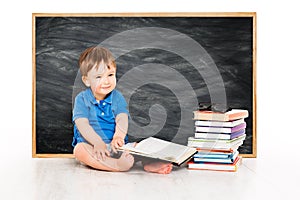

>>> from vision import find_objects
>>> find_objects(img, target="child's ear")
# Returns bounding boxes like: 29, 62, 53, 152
82, 76, 90, 87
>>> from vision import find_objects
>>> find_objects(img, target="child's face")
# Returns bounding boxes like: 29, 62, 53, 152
83, 61, 116, 100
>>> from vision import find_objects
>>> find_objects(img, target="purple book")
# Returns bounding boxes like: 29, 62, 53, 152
229, 129, 246, 139
195, 122, 247, 133
194, 129, 246, 140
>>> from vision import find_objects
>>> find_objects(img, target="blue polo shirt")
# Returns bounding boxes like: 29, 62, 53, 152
72, 88, 129, 146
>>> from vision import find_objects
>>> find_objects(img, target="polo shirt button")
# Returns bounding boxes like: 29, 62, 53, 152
101, 112, 105, 116
103, 102, 106, 106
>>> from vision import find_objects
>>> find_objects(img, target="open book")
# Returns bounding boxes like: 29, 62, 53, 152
119, 137, 197, 166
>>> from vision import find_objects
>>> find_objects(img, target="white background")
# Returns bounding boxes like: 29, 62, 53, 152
0, 0, 299, 197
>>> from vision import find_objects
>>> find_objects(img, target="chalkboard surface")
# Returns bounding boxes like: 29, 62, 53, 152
33, 14, 256, 156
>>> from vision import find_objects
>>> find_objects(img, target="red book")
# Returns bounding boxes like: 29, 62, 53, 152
193, 109, 249, 121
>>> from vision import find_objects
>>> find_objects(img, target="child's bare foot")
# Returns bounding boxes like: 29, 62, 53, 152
143, 162, 173, 174
116, 152, 134, 171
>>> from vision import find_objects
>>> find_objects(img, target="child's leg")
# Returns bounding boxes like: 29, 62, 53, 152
73, 143, 134, 172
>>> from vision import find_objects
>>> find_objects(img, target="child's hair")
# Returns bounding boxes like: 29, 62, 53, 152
78, 46, 116, 76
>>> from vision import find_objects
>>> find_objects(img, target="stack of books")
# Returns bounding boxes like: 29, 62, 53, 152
187, 109, 248, 172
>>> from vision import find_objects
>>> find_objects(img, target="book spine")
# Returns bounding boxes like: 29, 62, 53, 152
231, 122, 246, 132
230, 129, 245, 139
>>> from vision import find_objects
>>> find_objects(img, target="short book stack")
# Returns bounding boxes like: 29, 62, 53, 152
187, 109, 249, 172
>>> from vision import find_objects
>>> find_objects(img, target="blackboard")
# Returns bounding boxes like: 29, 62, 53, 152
32, 13, 256, 157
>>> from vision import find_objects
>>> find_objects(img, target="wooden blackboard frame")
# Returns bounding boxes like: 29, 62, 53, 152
32, 12, 256, 158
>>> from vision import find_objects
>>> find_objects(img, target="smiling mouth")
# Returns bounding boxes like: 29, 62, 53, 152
101, 86, 111, 90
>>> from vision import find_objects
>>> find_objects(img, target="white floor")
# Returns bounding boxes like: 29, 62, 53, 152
2, 2, 300, 198
1, 155, 299, 200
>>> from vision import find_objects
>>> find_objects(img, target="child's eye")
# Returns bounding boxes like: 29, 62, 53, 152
109, 74, 115, 77
96, 76, 102, 79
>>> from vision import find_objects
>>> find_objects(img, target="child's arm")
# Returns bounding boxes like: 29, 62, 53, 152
111, 113, 128, 152
75, 118, 110, 160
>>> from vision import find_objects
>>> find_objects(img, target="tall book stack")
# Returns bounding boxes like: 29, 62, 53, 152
187, 109, 249, 172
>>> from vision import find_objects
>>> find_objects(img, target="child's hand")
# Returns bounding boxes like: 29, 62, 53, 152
93, 142, 110, 161
111, 136, 125, 153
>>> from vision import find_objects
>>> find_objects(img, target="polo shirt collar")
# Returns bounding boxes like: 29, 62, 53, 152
103, 91, 113, 104
87, 88, 113, 105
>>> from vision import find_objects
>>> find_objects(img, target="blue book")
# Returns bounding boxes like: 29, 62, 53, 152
193, 151, 239, 164
194, 151, 234, 159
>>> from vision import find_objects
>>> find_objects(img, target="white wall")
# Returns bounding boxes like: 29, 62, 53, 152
1, 0, 299, 162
